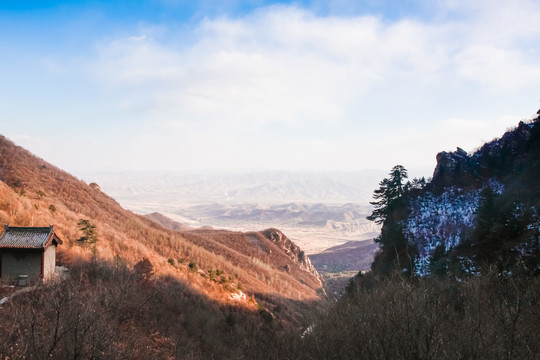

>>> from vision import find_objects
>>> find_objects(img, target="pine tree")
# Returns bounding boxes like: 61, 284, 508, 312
368, 165, 417, 274
367, 165, 409, 224
77, 219, 99, 255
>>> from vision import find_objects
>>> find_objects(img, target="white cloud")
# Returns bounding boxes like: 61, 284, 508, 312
85, 1, 540, 171
455, 45, 540, 91
128, 35, 147, 42
94, 8, 441, 126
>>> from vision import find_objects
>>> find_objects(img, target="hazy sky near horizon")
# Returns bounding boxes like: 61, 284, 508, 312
1, 0, 539, 177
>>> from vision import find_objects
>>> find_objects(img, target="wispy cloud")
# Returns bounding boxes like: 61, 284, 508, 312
93, 1, 540, 126
7, 0, 540, 173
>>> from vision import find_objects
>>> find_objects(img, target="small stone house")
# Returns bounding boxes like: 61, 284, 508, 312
0, 225, 63, 283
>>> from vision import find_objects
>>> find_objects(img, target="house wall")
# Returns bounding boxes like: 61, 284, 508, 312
0, 249, 42, 282
43, 245, 56, 279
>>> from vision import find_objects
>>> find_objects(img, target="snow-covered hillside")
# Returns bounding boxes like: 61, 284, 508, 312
405, 181, 504, 275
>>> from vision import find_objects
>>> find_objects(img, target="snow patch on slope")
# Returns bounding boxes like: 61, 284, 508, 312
404, 181, 504, 275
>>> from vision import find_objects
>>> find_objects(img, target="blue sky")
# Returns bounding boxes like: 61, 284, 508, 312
1, 0, 539, 177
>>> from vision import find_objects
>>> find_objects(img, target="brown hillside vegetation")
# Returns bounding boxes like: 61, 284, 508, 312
1, 260, 295, 359
0, 134, 325, 315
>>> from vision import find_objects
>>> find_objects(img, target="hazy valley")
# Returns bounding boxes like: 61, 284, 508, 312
83, 171, 384, 290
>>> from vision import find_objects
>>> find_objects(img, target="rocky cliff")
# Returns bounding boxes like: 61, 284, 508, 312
431, 120, 536, 190
261, 228, 323, 286
383, 112, 540, 275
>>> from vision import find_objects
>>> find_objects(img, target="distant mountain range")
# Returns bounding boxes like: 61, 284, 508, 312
165, 202, 378, 229
83, 169, 384, 265
82, 170, 387, 209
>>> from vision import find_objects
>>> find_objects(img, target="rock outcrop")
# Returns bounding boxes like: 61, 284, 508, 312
431, 118, 537, 191
261, 228, 323, 285
432, 147, 470, 189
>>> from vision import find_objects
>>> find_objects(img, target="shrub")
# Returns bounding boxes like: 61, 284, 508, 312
188, 262, 198, 272
134, 258, 154, 280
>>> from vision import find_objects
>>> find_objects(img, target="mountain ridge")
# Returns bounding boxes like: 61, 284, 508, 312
371, 113, 540, 275
83, 169, 387, 206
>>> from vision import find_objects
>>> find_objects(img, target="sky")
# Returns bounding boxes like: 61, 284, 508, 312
1, 0, 539, 178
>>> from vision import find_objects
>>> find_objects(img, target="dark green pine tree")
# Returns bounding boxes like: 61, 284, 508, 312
77, 219, 99, 255
368, 165, 416, 274
367, 165, 408, 224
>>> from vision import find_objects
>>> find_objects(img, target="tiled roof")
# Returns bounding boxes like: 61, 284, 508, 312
0, 226, 62, 249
